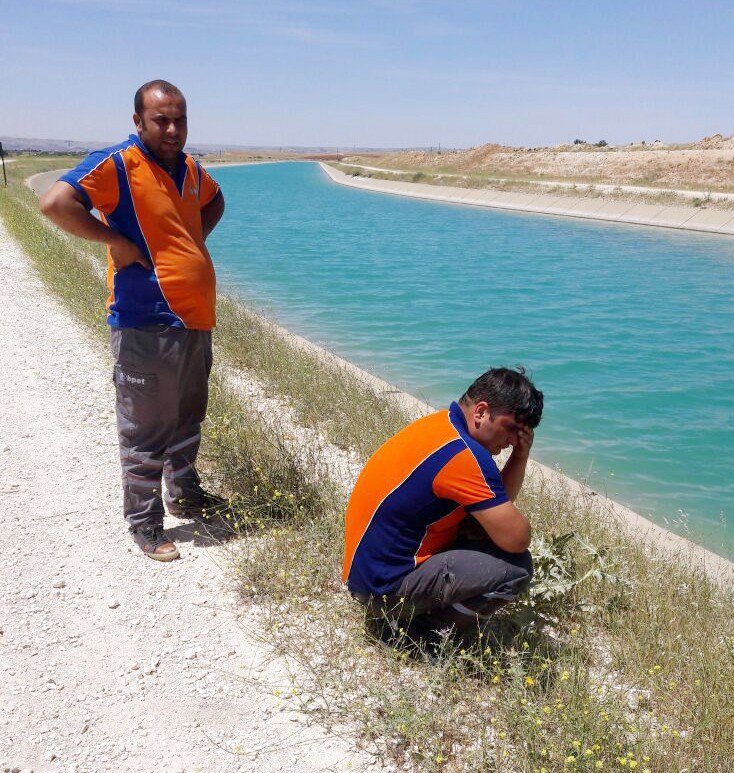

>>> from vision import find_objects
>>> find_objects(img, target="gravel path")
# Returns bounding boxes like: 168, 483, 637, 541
0, 219, 368, 773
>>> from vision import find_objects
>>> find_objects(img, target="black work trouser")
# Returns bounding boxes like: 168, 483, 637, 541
354, 538, 533, 633
110, 325, 213, 530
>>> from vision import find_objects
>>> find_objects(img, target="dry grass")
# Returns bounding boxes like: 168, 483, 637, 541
333, 164, 734, 212
348, 142, 734, 192
215, 295, 414, 459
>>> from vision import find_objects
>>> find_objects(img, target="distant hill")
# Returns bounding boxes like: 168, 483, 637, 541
347, 133, 734, 192
0, 136, 414, 156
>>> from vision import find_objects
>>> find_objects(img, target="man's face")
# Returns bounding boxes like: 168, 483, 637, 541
467, 401, 525, 455
134, 89, 188, 167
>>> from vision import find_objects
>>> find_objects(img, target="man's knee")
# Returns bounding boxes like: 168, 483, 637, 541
517, 549, 534, 581
503, 549, 534, 594
508, 550, 535, 590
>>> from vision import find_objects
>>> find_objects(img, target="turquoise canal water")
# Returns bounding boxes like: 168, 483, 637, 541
208, 162, 734, 558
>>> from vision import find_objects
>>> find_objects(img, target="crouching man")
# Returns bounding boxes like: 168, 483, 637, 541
342, 367, 543, 639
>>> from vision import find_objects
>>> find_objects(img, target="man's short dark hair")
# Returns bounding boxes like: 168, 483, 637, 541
459, 367, 543, 428
134, 80, 185, 115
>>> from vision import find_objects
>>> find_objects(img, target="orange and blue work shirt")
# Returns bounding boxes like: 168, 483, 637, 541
343, 401, 509, 597
60, 134, 221, 330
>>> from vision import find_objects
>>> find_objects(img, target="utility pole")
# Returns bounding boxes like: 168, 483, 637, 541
0, 142, 6, 186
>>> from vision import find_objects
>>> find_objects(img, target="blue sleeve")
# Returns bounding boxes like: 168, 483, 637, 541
465, 451, 509, 512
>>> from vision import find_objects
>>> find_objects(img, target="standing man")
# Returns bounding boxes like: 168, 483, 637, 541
40, 80, 225, 562
343, 367, 543, 640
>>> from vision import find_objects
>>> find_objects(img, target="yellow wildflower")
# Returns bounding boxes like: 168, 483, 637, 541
561, 670, 570, 681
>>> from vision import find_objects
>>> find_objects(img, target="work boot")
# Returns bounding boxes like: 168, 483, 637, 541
131, 526, 180, 562
167, 488, 229, 522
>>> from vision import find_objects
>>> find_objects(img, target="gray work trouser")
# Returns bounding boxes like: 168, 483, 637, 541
354, 539, 534, 633
110, 325, 213, 530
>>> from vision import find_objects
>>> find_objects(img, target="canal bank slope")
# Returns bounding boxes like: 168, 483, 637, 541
28, 166, 734, 586
321, 162, 734, 236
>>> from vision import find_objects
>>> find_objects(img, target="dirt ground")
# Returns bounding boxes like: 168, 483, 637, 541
358, 134, 734, 191
0, 218, 371, 773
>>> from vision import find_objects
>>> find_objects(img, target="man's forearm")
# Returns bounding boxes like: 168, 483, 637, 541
501, 450, 529, 501
201, 191, 225, 240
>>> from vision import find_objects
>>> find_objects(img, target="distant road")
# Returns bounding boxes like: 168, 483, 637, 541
26, 169, 69, 197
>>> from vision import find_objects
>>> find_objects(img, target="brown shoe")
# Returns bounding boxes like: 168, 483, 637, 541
131, 526, 180, 562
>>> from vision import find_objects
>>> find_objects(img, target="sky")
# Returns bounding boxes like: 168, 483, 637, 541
4, 0, 734, 148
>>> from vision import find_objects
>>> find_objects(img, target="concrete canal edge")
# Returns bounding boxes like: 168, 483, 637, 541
320, 161, 734, 237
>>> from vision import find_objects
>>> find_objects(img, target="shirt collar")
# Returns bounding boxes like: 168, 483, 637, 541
449, 401, 468, 432
128, 132, 152, 158
128, 133, 188, 189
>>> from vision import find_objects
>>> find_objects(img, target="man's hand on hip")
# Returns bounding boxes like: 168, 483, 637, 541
109, 234, 151, 271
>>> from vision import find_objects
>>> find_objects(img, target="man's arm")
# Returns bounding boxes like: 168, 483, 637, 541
472, 501, 531, 553
500, 426, 533, 501
40, 182, 149, 270
201, 190, 224, 240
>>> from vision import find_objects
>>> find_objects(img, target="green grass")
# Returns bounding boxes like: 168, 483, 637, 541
215, 296, 415, 460
3, 155, 734, 771
0, 156, 109, 339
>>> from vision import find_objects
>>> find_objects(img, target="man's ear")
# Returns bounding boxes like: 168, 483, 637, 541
473, 400, 490, 424
133, 113, 143, 132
